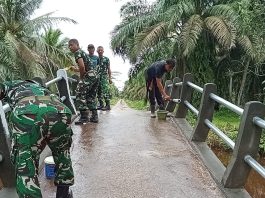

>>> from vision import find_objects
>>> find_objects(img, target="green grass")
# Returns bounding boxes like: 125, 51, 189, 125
110, 97, 120, 106
211, 109, 241, 150
206, 109, 265, 155
186, 107, 241, 151
124, 99, 147, 110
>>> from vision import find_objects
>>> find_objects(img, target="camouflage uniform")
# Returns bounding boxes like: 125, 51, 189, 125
74, 49, 99, 111
1, 80, 74, 198
89, 54, 99, 70
97, 56, 111, 106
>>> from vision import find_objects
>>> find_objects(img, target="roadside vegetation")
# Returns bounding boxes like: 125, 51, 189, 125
113, 0, 265, 155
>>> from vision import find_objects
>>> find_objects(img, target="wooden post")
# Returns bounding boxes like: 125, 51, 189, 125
176, 73, 193, 118
222, 101, 265, 188
191, 83, 217, 141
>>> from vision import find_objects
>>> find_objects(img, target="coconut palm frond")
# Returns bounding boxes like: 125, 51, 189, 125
111, 13, 159, 49
163, 4, 182, 30
205, 4, 238, 24
120, 0, 151, 20
179, 0, 196, 16
132, 22, 168, 59
237, 35, 255, 59
15, 0, 43, 20
205, 16, 236, 50
5, 31, 37, 63
180, 14, 203, 57
26, 13, 77, 32
172, 39, 181, 57
5, 31, 45, 78
156, 0, 194, 12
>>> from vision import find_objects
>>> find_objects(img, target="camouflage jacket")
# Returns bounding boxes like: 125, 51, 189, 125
0, 80, 57, 109
98, 56, 110, 76
89, 54, 100, 74
74, 49, 93, 72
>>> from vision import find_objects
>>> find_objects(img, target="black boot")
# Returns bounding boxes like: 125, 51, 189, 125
90, 110, 99, 123
101, 100, 111, 111
150, 105, 156, 118
56, 186, 73, 198
97, 100, 104, 110
75, 110, 89, 125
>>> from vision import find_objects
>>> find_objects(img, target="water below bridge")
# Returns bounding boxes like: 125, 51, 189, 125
38, 100, 224, 198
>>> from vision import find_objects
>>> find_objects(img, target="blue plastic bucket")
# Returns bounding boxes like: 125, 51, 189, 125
44, 156, 55, 179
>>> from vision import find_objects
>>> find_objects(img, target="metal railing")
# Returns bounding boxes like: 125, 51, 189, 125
165, 73, 265, 190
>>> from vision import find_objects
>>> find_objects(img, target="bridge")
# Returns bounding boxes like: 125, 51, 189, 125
0, 70, 264, 197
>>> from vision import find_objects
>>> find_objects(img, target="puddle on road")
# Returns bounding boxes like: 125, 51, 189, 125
138, 150, 162, 158
138, 149, 189, 159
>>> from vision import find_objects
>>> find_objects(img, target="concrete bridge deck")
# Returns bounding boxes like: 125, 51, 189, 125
0, 100, 226, 198
39, 100, 224, 198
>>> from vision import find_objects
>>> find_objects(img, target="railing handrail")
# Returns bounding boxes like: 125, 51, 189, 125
204, 119, 235, 149
166, 73, 265, 190
253, 116, 265, 129
45, 76, 63, 87
184, 100, 199, 116
167, 82, 183, 88
210, 93, 244, 115
187, 81, 203, 93
244, 155, 265, 178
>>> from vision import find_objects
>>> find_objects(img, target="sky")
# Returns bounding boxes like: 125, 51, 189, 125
34, 0, 131, 90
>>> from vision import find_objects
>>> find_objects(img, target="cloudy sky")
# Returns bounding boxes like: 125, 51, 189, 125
35, 0, 131, 90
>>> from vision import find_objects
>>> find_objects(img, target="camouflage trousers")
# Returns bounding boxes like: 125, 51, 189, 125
76, 70, 99, 111
97, 75, 110, 104
9, 96, 74, 198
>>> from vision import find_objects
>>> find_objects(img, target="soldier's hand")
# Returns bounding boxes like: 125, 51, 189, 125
70, 66, 77, 72
163, 94, 171, 101
68, 66, 79, 72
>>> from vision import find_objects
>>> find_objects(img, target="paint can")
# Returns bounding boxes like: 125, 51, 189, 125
44, 156, 55, 179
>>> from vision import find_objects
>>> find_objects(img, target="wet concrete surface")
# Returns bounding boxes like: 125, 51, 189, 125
39, 100, 225, 198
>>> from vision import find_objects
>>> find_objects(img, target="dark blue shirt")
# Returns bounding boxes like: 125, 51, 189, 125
88, 54, 99, 69
146, 61, 166, 80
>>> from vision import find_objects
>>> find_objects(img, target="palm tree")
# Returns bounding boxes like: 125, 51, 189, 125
111, 0, 239, 81
40, 28, 73, 79
0, 0, 76, 81
113, 0, 265, 107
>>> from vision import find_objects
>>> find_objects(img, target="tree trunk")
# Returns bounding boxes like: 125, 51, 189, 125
229, 74, 233, 102
237, 60, 250, 106
176, 58, 186, 79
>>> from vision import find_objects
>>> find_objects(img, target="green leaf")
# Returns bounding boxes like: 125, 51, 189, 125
205, 16, 236, 50
180, 14, 203, 57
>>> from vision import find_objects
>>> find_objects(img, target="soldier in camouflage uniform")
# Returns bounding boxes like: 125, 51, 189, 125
0, 80, 74, 198
87, 44, 99, 69
68, 39, 99, 123
97, 46, 112, 111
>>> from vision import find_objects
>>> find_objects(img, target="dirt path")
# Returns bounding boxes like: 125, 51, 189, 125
40, 100, 224, 198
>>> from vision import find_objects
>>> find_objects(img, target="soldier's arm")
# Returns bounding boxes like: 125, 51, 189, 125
156, 78, 170, 100
107, 59, 112, 84
77, 58, 86, 79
